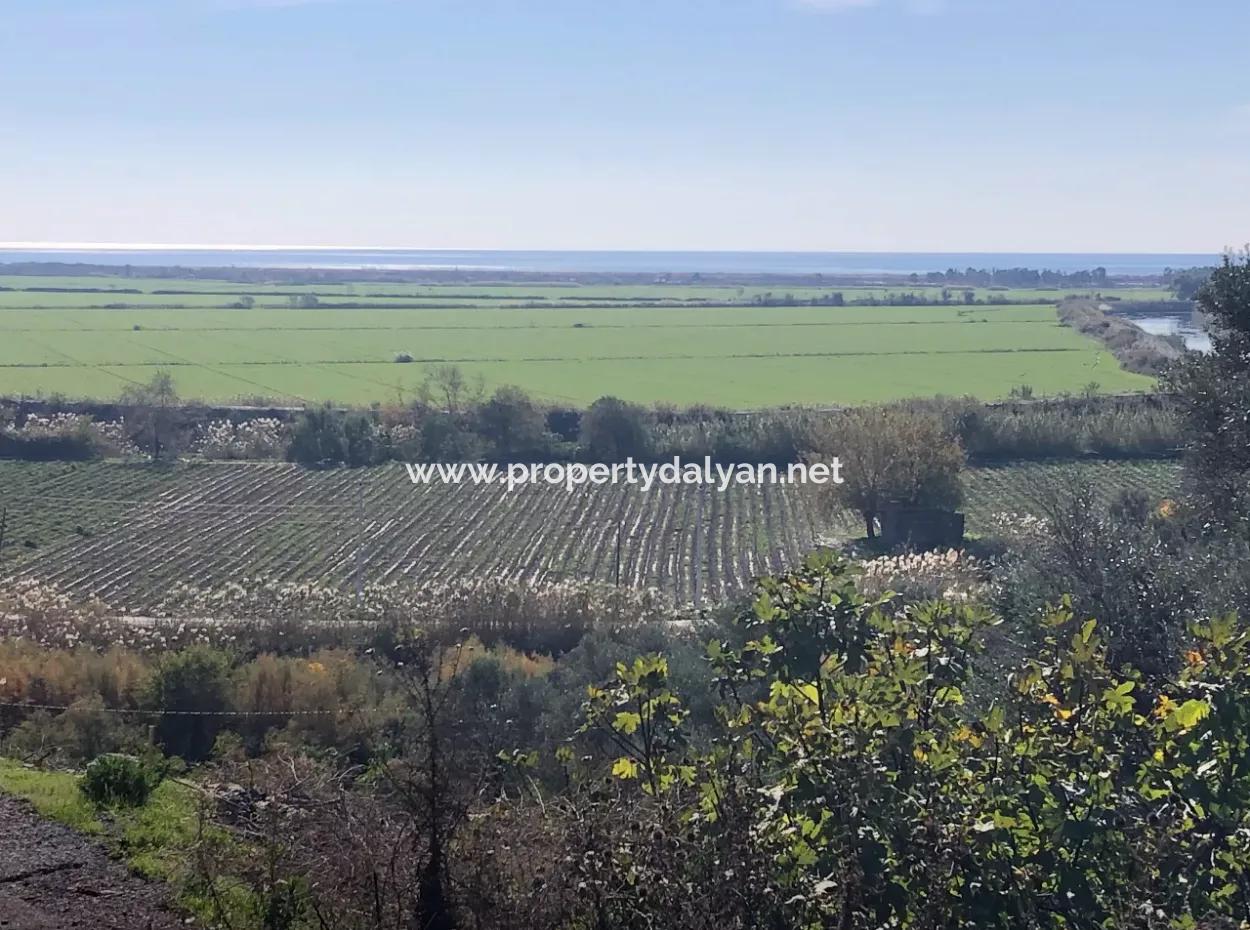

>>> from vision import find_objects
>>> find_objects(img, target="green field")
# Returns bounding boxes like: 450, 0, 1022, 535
0, 275, 1160, 407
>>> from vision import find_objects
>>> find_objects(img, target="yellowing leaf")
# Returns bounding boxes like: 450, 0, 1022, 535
1168, 699, 1210, 731
613, 711, 642, 735
611, 757, 639, 779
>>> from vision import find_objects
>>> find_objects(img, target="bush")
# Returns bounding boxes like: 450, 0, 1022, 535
548, 555, 1250, 930
286, 405, 348, 468
476, 386, 556, 463
0, 412, 132, 461
287, 407, 379, 468
581, 396, 652, 461
2, 697, 147, 765
80, 753, 159, 808
142, 646, 233, 762
993, 479, 1203, 680
195, 417, 287, 460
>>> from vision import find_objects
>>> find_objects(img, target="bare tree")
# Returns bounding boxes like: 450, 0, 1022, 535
120, 369, 180, 462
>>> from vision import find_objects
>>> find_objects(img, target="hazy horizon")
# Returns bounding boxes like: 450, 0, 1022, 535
0, 242, 1226, 256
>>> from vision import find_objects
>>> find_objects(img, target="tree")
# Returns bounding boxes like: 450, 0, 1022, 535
419, 364, 484, 416
1168, 251, 1250, 525
286, 405, 347, 468
809, 405, 964, 538
120, 369, 180, 462
1165, 266, 1215, 301
142, 645, 232, 762
381, 635, 506, 930
418, 410, 485, 462
476, 385, 550, 462
580, 396, 652, 461
285, 407, 380, 468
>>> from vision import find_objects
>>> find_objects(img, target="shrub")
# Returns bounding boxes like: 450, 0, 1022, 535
286, 405, 348, 468
195, 417, 287, 460
80, 753, 159, 808
286, 407, 379, 468
3, 697, 147, 765
550, 554, 1250, 930
993, 479, 1202, 680
0, 412, 135, 461
581, 396, 652, 461
142, 646, 233, 762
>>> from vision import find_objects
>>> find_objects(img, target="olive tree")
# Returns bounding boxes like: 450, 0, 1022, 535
808, 405, 964, 538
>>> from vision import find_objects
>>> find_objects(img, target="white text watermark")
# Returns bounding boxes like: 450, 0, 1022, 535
404, 456, 845, 493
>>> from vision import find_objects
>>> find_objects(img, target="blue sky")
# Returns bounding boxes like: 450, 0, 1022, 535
1, 0, 1247, 252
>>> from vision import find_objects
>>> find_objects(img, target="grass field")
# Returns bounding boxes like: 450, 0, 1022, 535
0, 275, 1172, 306
0, 274, 1158, 406
0, 458, 1180, 610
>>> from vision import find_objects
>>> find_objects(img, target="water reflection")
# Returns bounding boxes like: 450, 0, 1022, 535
1133, 316, 1212, 353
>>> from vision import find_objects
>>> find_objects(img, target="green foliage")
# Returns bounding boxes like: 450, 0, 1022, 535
580, 653, 690, 795
476, 385, 555, 462
570, 552, 1250, 929
808, 404, 965, 537
3, 696, 147, 764
1169, 251, 1250, 525
580, 396, 653, 461
286, 405, 379, 468
286, 405, 348, 468
80, 752, 161, 808
142, 645, 233, 762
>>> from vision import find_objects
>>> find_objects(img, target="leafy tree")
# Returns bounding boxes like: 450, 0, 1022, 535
476, 385, 551, 462
809, 404, 964, 537
566, 554, 1250, 929
580, 396, 652, 461
286, 406, 378, 467
418, 409, 486, 462
142, 645, 232, 762
1168, 251, 1250, 525
286, 405, 347, 468
1166, 265, 1215, 301
342, 411, 379, 467
119, 369, 180, 461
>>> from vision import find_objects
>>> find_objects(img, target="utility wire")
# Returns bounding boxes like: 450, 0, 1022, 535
0, 700, 350, 718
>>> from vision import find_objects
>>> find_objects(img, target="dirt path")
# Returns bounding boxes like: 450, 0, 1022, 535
0, 794, 185, 930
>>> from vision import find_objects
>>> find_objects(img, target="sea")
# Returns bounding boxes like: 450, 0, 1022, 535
0, 248, 1221, 277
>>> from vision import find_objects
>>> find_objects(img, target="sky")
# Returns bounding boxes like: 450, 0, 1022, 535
1, 0, 1248, 253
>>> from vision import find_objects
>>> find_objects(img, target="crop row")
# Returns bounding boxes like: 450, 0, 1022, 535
2, 459, 1181, 612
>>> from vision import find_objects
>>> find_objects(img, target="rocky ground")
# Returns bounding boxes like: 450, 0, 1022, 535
0, 793, 184, 930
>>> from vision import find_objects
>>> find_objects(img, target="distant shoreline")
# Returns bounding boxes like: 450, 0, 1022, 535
0, 261, 1172, 288
0, 247, 1219, 281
